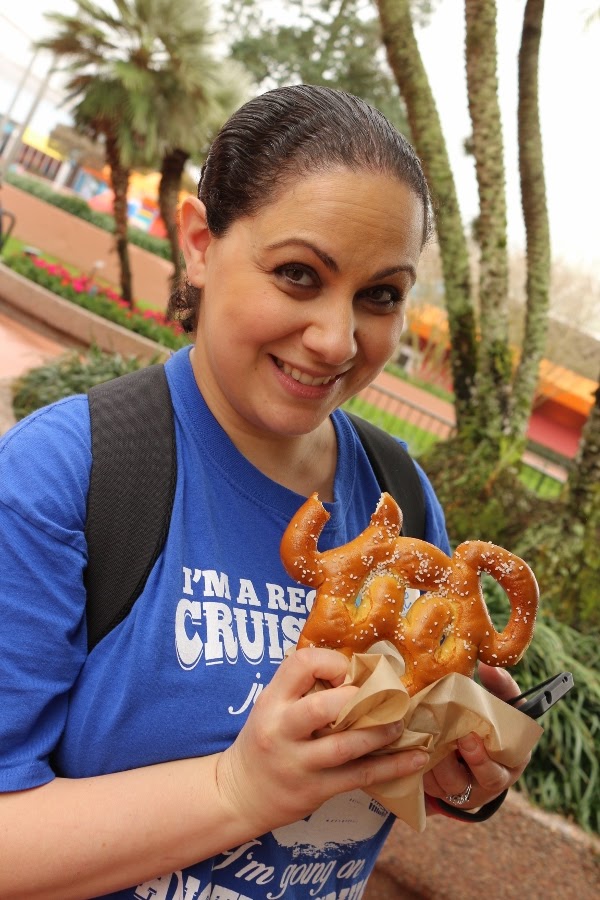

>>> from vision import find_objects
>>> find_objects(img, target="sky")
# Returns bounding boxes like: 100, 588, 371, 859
1, 0, 599, 281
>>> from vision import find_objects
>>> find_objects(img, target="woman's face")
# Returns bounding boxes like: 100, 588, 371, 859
184, 168, 424, 442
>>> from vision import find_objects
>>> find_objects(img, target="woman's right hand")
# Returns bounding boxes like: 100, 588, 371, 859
0, 648, 426, 899
216, 647, 428, 836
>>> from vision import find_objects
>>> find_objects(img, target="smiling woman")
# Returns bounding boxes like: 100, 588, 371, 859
0, 84, 534, 900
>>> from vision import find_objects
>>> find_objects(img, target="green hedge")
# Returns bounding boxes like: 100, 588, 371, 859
485, 580, 600, 833
3, 251, 189, 351
6, 170, 172, 260
11, 347, 147, 420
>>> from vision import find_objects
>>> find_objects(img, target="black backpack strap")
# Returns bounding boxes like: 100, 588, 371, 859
85, 364, 177, 652
346, 412, 426, 539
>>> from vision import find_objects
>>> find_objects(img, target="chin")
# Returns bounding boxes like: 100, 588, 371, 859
259, 409, 332, 438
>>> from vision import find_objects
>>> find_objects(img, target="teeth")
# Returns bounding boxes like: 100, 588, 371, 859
278, 360, 335, 386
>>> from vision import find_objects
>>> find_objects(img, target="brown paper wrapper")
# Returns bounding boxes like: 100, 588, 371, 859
313, 641, 543, 833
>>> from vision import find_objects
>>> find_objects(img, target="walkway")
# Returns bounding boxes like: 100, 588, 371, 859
0, 307, 69, 434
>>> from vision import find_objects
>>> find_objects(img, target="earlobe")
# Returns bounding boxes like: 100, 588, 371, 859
180, 197, 212, 287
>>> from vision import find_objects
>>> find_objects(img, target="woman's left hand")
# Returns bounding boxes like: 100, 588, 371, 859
423, 663, 531, 811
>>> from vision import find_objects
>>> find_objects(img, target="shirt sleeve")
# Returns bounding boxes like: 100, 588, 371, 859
0, 396, 91, 791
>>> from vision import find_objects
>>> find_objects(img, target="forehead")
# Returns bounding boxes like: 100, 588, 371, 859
247, 168, 425, 266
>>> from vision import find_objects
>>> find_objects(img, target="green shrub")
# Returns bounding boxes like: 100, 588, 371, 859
11, 347, 146, 421
484, 578, 600, 833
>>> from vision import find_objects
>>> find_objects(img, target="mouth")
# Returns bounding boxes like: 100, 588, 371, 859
274, 358, 339, 387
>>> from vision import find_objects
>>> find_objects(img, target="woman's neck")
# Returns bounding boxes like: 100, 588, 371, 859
190, 348, 338, 500
229, 419, 338, 501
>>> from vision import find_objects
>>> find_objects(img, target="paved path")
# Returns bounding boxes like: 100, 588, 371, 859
374, 369, 454, 422
0, 308, 69, 435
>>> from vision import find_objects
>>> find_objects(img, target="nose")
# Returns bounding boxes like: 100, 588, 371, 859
302, 294, 358, 365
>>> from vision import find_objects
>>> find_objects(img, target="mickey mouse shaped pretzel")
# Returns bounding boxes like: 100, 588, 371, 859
281, 493, 539, 696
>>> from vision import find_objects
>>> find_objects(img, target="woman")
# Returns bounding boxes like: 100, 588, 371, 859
0, 85, 529, 899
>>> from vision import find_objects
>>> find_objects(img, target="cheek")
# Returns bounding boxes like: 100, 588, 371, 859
360, 313, 405, 361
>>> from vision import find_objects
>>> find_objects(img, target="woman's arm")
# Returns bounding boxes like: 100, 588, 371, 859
0, 648, 427, 899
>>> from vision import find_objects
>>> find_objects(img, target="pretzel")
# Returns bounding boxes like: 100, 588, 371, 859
281, 493, 539, 696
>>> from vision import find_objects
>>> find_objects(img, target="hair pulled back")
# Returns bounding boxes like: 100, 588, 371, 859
169, 84, 433, 332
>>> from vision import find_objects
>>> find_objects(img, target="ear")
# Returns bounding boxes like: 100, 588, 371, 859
180, 196, 213, 287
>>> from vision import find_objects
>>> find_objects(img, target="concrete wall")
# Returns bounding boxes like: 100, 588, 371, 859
1, 182, 172, 308
0, 262, 170, 363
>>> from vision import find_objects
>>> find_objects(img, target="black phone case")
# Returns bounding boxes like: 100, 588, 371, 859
508, 672, 574, 719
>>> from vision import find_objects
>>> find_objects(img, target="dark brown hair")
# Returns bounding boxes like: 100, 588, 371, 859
169, 84, 433, 333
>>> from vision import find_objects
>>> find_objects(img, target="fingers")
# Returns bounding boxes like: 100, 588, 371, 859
457, 732, 529, 794
477, 662, 521, 702
325, 744, 429, 797
269, 647, 350, 702
310, 718, 406, 768
291, 684, 362, 739
221, 662, 429, 834
424, 732, 529, 807
423, 750, 472, 801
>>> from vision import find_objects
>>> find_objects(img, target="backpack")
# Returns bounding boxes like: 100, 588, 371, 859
84, 364, 426, 652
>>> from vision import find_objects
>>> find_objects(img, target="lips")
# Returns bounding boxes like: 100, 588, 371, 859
275, 358, 338, 387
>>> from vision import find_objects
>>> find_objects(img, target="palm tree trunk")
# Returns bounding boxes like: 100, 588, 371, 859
465, 0, 511, 446
567, 380, 600, 521
105, 131, 133, 307
375, 0, 478, 433
159, 147, 189, 291
511, 0, 551, 440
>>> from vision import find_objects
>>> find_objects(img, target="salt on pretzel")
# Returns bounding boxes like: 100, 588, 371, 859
281, 492, 539, 696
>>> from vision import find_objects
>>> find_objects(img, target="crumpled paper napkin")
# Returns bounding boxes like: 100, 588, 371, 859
313, 641, 543, 832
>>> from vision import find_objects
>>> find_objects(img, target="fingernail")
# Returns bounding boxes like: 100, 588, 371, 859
391, 720, 404, 734
459, 734, 478, 752
411, 751, 429, 770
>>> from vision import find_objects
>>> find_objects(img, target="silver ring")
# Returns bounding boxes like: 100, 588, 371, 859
445, 777, 473, 806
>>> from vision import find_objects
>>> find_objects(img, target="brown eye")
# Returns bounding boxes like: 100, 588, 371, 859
276, 264, 317, 287
359, 285, 401, 308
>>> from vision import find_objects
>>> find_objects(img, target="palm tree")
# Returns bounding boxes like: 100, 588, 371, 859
148, 54, 250, 288
375, 0, 478, 431
376, 0, 550, 463
39, 0, 247, 305
512, 0, 551, 439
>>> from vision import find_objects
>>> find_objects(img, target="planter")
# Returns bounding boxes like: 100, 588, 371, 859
0, 262, 171, 363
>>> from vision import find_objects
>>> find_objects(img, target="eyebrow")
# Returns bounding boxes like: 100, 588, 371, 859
265, 238, 416, 283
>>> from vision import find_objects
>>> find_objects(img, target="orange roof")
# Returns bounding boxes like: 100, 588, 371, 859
537, 360, 596, 416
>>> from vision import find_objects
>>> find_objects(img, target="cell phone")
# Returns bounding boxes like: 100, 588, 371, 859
508, 672, 574, 720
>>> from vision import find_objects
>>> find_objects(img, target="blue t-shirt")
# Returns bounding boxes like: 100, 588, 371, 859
0, 347, 449, 899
